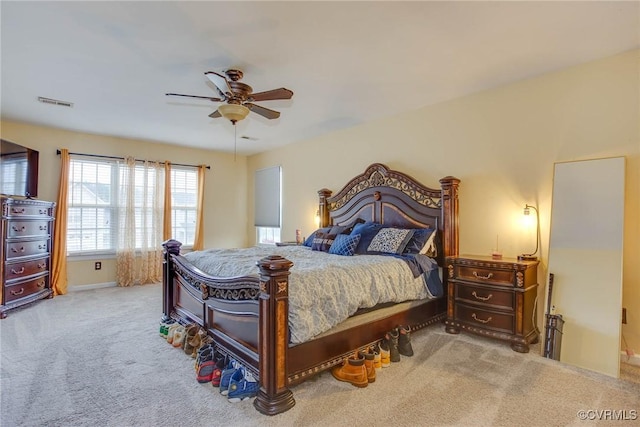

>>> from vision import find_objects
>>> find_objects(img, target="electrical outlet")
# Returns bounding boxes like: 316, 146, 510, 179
94, 261, 102, 270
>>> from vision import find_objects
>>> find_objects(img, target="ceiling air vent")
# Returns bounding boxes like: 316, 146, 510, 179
37, 96, 74, 108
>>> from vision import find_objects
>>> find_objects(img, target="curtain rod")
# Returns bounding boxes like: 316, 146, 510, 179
56, 150, 210, 169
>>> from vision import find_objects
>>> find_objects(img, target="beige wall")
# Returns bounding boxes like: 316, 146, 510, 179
248, 50, 640, 354
0, 121, 250, 286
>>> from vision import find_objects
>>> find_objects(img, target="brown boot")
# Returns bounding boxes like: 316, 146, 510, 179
359, 350, 376, 383
331, 353, 368, 387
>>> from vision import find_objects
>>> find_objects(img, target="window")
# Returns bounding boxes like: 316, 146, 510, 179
254, 166, 281, 245
170, 167, 198, 246
67, 159, 115, 254
0, 153, 27, 195
67, 157, 198, 255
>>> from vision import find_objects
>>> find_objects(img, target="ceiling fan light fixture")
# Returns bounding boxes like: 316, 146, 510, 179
218, 103, 249, 124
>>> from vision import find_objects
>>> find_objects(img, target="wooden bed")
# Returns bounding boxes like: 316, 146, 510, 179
161, 163, 460, 415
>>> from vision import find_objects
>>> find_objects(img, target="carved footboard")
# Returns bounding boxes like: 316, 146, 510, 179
162, 240, 295, 415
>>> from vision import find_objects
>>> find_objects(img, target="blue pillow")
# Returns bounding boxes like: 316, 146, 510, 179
350, 221, 385, 254
328, 234, 361, 256
304, 227, 331, 247
311, 232, 337, 252
403, 228, 435, 254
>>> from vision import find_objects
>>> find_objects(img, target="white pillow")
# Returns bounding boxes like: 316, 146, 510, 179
419, 230, 438, 257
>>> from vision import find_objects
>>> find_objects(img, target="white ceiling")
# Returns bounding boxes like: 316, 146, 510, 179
2, 1, 638, 156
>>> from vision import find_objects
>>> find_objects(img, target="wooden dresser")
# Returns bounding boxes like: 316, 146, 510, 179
444, 255, 539, 353
1, 197, 56, 318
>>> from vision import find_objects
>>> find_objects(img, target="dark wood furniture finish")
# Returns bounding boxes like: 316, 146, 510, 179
1, 197, 55, 318
444, 255, 539, 353
162, 163, 460, 415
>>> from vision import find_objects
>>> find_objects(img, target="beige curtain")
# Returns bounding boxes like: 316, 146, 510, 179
51, 149, 69, 295
116, 158, 164, 286
192, 164, 206, 250
163, 161, 172, 241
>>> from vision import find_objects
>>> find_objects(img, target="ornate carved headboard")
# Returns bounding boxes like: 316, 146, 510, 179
317, 163, 460, 258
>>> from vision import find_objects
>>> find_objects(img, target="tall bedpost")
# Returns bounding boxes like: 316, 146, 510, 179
254, 255, 296, 416
439, 176, 460, 258
317, 188, 332, 227
161, 239, 182, 318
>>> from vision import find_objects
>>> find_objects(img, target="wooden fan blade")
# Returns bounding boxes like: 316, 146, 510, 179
204, 71, 233, 97
208, 110, 222, 119
245, 103, 281, 120
166, 93, 223, 102
250, 88, 294, 102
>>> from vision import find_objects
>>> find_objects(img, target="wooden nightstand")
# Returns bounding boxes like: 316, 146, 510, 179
444, 255, 539, 353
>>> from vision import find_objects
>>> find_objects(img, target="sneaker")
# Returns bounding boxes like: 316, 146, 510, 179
386, 328, 400, 362
211, 354, 227, 387
166, 323, 181, 344
398, 325, 414, 357
227, 368, 260, 403
182, 324, 199, 354
219, 360, 240, 396
195, 345, 214, 372
195, 349, 216, 383
159, 318, 175, 339
172, 325, 186, 348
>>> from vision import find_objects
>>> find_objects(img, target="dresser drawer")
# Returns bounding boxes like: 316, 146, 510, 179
5, 239, 50, 260
6, 220, 51, 238
4, 257, 49, 282
4, 275, 49, 303
6, 204, 52, 218
456, 265, 515, 287
456, 303, 514, 334
455, 283, 514, 311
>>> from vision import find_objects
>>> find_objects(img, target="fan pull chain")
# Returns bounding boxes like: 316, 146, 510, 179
234, 123, 237, 161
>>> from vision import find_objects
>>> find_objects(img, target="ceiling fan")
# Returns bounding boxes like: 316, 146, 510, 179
166, 69, 293, 125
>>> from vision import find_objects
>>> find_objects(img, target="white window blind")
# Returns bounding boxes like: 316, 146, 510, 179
254, 166, 281, 228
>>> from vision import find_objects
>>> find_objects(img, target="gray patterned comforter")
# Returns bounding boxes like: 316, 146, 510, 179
183, 246, 433, 344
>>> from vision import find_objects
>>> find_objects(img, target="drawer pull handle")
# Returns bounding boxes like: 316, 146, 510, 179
473, 271, 493, 280
38, 244, 47, 250
10, 288, 25, 296
12, 225, 26, 232
39, 209, 47, 214
38, 263, 46, 269
11, 246, 25, 253
472, 313, 492, 324
37, 281, 46, 288
39, 225, 47, 230
10, 267, 25, 275
472, 291, 493, 301
11, 208, 25, 214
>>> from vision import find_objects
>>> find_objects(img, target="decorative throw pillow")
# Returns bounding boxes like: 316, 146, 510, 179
403, 228, 435, 254
328, 234, 361, 256
311, 232, 337, 252
304, 227, 331, 247
350, 221, 385, 254
367, 228, 415, 255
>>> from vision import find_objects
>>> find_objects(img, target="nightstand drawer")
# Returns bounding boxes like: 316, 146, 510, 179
455, 283, 514, 311
456, 303, 514, 334
457, 265, 515, 287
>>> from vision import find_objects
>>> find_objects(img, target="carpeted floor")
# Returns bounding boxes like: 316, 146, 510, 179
1, 283, 638, 427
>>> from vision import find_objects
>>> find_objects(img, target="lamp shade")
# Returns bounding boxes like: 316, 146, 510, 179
218, 103, 250, 123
